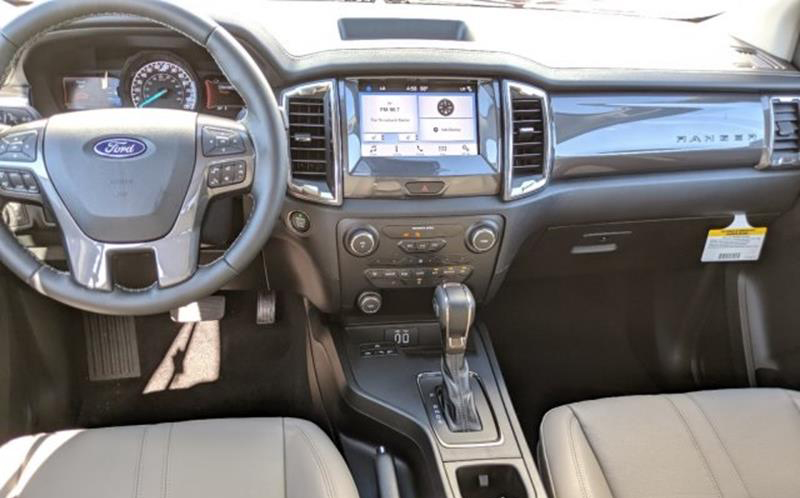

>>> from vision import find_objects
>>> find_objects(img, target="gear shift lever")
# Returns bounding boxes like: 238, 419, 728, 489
433, 282, 481, 432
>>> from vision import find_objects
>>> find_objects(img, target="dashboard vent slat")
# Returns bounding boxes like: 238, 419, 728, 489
510, 91, 546, 176
287, 95, 332, 179
772, 100, 800, 164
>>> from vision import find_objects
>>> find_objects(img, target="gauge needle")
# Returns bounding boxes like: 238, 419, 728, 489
138, 88, 168, 108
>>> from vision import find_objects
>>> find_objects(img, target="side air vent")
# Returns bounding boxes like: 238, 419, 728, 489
281, 80, 341, 205
503, 81, 550, 200
769, 97, 800, 168
288, 96, 329, 178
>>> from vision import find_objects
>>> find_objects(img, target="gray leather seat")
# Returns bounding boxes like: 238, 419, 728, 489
539, 388, 800, 498
0, 418, 359, 498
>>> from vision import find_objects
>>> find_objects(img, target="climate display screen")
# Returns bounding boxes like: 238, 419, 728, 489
359, 81, 478, 157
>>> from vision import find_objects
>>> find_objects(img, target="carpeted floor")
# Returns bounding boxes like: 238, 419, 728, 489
77, 291, 316, 428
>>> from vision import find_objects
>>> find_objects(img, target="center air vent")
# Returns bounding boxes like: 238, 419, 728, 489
769, 98, 800, 168
503, 81, 550, 200
281, 80, 341, 205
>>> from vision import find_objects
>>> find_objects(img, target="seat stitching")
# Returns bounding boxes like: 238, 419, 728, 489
568, 405, 618, 498
133, 427, 148, 498
161, 423, 174, 498
665, 395, 723, 498
783, 389, 800, 419
0, 433, 49, 497
539, 412, 560, 498
282, 418, 287, 498
293, 422, 335, 498
566, 408, 591, 498
686, 392, 753, 498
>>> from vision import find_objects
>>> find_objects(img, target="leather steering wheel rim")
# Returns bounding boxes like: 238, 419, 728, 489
0, 0, 287, 315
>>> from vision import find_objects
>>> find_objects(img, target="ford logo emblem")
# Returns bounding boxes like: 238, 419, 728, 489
93, 137, 147, 159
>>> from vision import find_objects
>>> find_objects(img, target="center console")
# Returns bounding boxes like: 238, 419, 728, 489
281, 76, 548, 498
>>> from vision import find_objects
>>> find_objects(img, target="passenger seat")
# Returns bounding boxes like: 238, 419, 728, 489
539, 388, 800, 498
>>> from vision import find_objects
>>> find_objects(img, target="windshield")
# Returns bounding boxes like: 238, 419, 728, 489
380, 0, 729, 21
1, 0, 732, 22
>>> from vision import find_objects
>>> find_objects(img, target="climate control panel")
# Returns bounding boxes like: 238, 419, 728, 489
337, 215, 504, 311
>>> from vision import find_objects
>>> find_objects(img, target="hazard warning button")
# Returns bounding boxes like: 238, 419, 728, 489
405, 181, 446, 196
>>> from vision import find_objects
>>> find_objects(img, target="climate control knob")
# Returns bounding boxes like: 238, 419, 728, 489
467, 223, 499, 253
346, 227, 379, 257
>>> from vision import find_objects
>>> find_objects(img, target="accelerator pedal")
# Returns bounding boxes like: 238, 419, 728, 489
84, 314, 141, 381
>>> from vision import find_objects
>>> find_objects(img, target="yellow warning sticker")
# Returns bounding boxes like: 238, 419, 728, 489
702, 215, 766, 263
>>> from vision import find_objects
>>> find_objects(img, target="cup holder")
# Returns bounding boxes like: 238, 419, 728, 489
455, 464, 528, 498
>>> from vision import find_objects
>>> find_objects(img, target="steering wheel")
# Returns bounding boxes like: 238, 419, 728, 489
0, 0, 287, 315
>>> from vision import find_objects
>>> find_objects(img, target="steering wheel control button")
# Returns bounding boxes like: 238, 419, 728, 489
202, 126, 246, 157
21, 172, 38, 192
346, 227, 379, 257
357, 291, 383, 314
207, 161, 246, 188
0, 108, 35, 126
0, 168, 38, 196
0, 131, 37, 162
467, 223, 499, 253
288, 211, 311, 233
405, 181, 445, 196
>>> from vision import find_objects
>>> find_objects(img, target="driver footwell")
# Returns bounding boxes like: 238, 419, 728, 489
76, 291, 317, 428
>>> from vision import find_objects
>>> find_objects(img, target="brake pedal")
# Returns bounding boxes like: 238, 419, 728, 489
256, 290, 276, 325
84, 314, 141, 381
170, 295, 226, 323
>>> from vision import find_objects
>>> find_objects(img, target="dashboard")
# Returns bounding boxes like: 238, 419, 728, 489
3, 4, 800, 315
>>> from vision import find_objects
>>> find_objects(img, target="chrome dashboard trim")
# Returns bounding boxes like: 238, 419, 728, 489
502, 81, 553, 201
551, 94, 766, 178
279, 79, 343, 206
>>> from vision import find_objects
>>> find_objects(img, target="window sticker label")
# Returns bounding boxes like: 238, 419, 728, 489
701, 214, 766, 263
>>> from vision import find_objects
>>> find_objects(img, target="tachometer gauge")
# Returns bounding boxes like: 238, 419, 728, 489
122, 53, 199, 111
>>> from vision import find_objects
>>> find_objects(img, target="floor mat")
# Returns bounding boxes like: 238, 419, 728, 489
77, 291, 315, 427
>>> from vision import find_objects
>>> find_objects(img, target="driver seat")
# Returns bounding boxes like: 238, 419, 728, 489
0, 418, 360, 498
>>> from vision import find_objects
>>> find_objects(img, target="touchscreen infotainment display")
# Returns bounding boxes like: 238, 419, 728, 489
359, 81, 478, 157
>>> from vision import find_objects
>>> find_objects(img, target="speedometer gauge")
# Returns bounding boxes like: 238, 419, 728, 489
122, 53, 199, 111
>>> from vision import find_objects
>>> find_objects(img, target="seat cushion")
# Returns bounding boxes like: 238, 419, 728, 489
539, 388, 800, 498
0, 418, 359, 498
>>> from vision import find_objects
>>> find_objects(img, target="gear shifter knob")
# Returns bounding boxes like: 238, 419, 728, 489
433, 283, 481, 432
433, 282, 476, 355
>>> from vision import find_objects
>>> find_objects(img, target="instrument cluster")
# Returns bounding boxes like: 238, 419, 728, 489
61, 51, 243, 116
